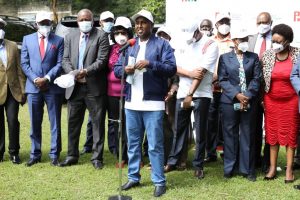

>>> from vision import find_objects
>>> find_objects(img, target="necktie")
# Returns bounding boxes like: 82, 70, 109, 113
40, 35, 45, 60
78, 34, 87, 69
237, 55, 247, 93
259, 37, 266, 59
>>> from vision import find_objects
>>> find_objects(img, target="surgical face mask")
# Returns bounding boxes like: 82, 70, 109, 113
78, 21, 93, 33
0, 29, 5, 39
102, 22, 114, 33
38, 25, 51, 37
200, 30, 211, 37
258, 24, 271, 35
238, 42, 249, 52
272, 42, 285, 53
115, 34, 128, 45
218, 24, 230, 35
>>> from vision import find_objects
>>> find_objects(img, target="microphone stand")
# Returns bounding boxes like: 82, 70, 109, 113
108, 50, 132, 200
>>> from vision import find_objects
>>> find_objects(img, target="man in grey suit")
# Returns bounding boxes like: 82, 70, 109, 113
59, 9, 110, 169
248, 12, 272, 172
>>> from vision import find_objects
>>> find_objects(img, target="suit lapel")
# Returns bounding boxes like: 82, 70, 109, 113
74, 30, 80, 69
229, 50, 240, 69
83, 28, 96, 63
44, 33, 53, 61
33, 33, 42, 62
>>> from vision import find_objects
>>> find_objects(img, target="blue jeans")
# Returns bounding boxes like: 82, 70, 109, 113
125, 109, 166, 186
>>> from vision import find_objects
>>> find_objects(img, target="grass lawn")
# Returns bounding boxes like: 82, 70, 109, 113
0, 104, 299, 200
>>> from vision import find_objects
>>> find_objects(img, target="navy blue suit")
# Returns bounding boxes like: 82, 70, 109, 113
21, 32, 64, 159
218, 50, 261, 176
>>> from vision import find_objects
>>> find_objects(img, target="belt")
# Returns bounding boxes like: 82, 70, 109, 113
76, 81, 87, 85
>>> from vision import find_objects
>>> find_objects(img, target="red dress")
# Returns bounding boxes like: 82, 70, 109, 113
264, 56, 300, 147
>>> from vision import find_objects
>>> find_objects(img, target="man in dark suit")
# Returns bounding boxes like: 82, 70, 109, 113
59, 9, 109, 169
0, 18, 26, 164
21, 11, 64, 166
248, 12, 272, 172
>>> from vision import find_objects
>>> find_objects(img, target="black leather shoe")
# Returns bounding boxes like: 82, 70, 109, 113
80, 148, 92, 155
59, 158, 78, 167
50, 158, 59, 166
294, 184, 300, 190
0, 155, 4, 162
92, 160, 103, 170
245, 174, 256, 182
10, 155, 21, 164
194, 169, 204, 179
26, 158, 41, 167
121, 181, 140, 191
263, 174, 277, 180
153, 186, 166, 197
224, 173, 233, 179
204, 156, 217, 163
164, 164, 176, 173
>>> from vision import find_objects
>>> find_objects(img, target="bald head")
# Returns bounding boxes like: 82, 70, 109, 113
256, 12, 272, 25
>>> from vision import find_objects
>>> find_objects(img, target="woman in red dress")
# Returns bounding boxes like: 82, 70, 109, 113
262, 24, 300, 183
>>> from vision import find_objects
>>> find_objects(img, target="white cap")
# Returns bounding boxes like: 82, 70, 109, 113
100, 11, 114, 21
35, 11, 52, 23
156, 26, 171, 39
54, 74, 75, 89
0, 18, 7, 26
114, 17, 132, 29
215, 12, 231, 23
132, 9, 154, 23
231, 27, 249, 39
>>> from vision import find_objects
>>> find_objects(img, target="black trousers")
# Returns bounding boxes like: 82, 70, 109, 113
67, 83, 106, 162
221, 102, 256, 176
206, 92, 222, 158
167, 97, 210, 170
0, 88, 20, 156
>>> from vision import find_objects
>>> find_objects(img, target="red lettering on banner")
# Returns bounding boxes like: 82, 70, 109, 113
295, 11, 300, 22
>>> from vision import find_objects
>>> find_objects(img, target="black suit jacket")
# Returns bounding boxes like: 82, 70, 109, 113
62, 27, 110, 99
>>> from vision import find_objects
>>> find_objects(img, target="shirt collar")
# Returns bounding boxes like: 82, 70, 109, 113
37, 31, 48, 39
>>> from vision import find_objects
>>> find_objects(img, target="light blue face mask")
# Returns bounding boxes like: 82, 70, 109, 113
103, 22, 114, 33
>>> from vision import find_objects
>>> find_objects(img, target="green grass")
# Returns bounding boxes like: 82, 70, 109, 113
0, 104, 299, 199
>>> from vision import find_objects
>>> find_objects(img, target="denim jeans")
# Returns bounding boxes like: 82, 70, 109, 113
125, 109, 166, 186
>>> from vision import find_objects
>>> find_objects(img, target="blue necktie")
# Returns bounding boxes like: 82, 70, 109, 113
78, 34, 87, 69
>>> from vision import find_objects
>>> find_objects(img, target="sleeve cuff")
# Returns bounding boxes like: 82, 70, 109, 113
44, 75, 51, 82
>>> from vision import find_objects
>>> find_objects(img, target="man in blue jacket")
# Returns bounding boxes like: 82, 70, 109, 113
114, 9, 176, 197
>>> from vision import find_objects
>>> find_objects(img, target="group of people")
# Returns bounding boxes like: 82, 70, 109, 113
1, 7, 300, 197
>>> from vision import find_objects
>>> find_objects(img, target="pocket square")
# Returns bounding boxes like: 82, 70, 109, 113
50, 44, 57, 50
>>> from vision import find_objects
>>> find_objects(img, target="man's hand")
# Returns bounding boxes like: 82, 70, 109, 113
182, 95, 193, 109
165, 90, 175, 102
125, 65, 135, 75
75, 69, 87, 80
134, 60, 149, 70
188, 67, 206, 80
35, 77, 49, 88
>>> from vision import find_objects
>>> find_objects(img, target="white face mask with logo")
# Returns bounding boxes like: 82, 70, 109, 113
0, 29, 5, 39
38, 25, 51, 37
272, 42, 285, 53
78, 21, 93, 33
238, 42, 249, 52
115, 34, 128, 45
218, 24, 230, 35
258, 24, 271, 35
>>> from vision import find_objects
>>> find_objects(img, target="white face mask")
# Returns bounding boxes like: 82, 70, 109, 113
115, 34, 128, 45
0, 29, 5, 40
272, 42, 285, 53
200, 30, 211, 37
102, 22, 114, 33
38, 25, 51, 37
258, 24, 271, 35
218, 24, 230, 35
238, 42, 249, 52
78, 21, 93, 33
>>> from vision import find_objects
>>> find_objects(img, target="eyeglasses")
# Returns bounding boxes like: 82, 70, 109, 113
114, 31, 127, 35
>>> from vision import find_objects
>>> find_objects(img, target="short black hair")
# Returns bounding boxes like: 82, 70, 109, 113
272, 23, 294, 43
110, 26, 134, 44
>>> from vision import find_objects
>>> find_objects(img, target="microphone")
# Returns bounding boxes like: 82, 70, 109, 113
118, 38, 136, 53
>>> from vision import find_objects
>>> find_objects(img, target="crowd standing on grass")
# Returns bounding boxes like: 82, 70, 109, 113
1, 7, 300, 197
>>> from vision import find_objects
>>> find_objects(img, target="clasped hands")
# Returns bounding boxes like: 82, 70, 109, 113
236, 93, 249, 111
125, 60, 149, 74
75, 69, 87, 80
34, 77, 49, 91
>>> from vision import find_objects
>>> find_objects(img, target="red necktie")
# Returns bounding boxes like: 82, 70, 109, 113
259, 37, 266, 59
40, 36, 45, 60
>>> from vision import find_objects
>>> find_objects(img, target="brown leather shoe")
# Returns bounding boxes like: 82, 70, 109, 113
194, 169, 204, 179
164, 164, 176, 173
